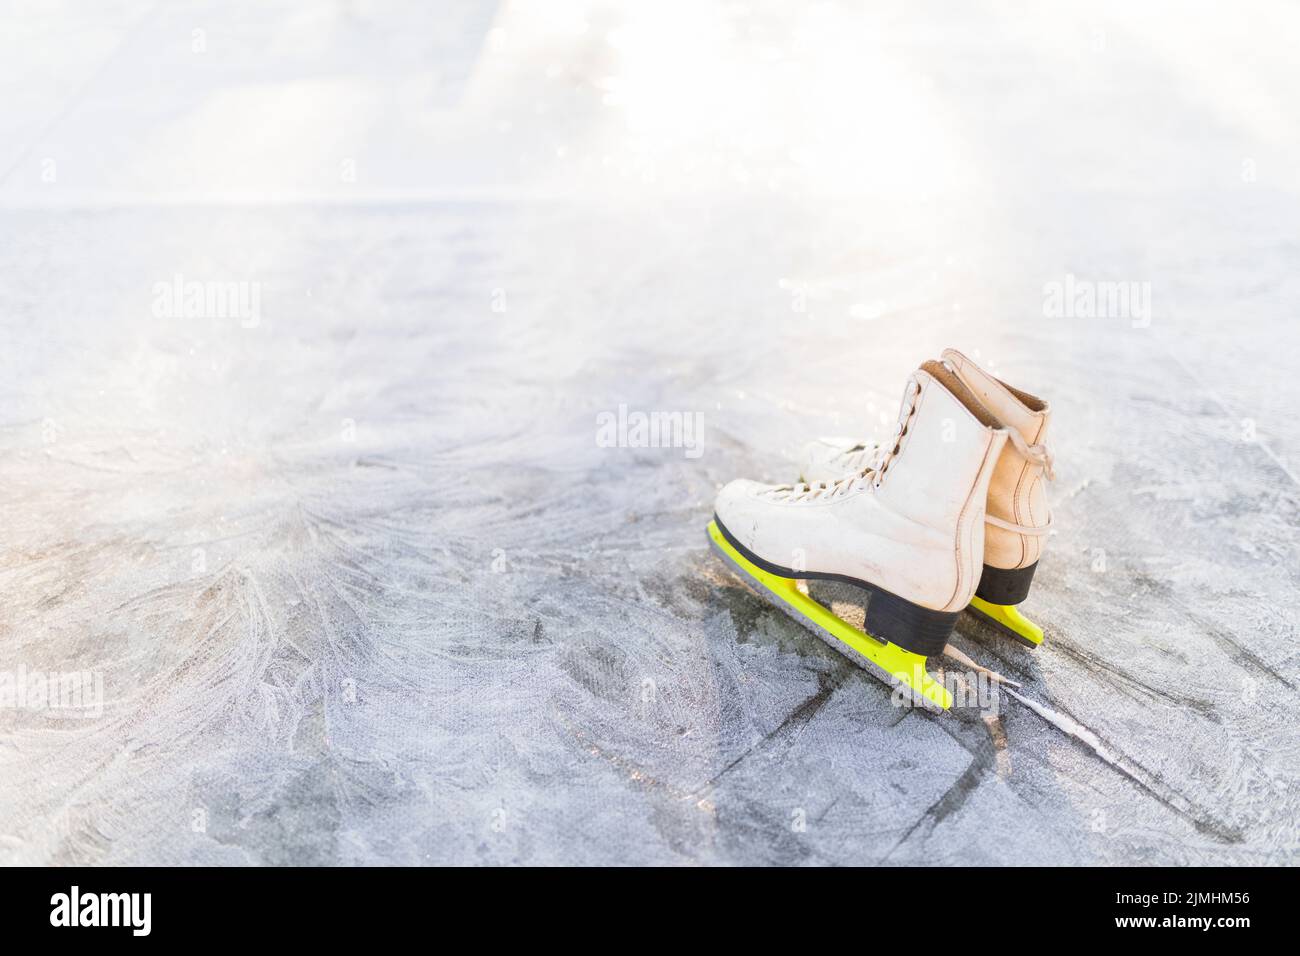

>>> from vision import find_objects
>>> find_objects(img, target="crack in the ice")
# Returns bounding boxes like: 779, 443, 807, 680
882, 746, 992, 862
1185, 612, 1296, 691
701, 669, 839, 790
1002, 687, 1245, 844
1047, 638, 1218, 718
943, 634, 1246, 846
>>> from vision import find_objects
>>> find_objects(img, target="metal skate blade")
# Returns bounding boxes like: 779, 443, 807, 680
706, 520, 952, 712
965, 597, 1044, 648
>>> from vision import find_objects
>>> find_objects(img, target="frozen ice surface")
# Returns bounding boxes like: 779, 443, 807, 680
1, 2, 1298, 865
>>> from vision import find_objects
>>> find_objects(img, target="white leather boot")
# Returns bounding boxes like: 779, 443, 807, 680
707, 360, 1008, 710
797, 349, 1054, 646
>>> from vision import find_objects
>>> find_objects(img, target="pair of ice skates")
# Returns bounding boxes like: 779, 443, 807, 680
707, 349, 1054, 710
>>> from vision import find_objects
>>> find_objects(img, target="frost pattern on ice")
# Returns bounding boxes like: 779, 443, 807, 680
2, 1, 1299, 865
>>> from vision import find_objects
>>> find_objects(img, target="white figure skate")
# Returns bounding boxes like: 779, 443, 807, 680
708, 360, 1008, 710
799, 349, 1054, 647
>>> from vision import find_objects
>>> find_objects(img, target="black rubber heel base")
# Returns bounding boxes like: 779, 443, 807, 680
976, 562, 1037, 605
865, 590, 959, 658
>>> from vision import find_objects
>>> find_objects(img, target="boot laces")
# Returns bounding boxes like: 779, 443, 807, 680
1006, 428, 1055, 480
769, 379, 921, 502
765, 466, 876, 503
867, 378, 922, 486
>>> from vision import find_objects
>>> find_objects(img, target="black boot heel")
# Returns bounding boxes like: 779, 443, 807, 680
865, 589, 960, 658
976, 562, 1037, 605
